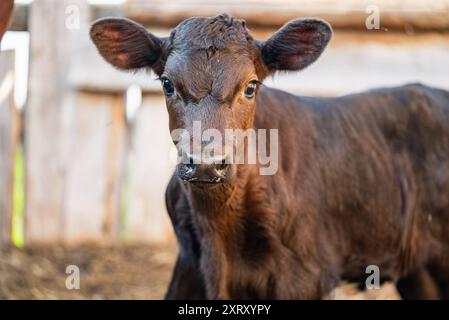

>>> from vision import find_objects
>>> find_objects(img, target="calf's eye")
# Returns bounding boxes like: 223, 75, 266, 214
161, 77, 175, 96
244, 81, 258, 99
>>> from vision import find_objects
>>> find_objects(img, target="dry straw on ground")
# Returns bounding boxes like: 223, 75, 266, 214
0, 243, 399, 300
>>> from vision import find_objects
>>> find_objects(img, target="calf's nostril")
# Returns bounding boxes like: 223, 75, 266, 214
184, 165, 194, 175
182, 159, 196, 175
216, 157, 230, 171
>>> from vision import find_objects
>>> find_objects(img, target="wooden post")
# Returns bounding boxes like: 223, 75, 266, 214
126, 95, 174, 242
62, 92, 125, 241
26, 0, 126, 242
0, 50, 17, 248
26, 0, 85, 242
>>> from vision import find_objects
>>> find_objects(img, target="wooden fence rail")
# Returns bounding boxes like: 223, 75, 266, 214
9, 1, 449, 33
124, 0, 449, 30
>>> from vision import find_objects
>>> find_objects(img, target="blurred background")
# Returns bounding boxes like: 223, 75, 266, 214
0, 0, 448, 299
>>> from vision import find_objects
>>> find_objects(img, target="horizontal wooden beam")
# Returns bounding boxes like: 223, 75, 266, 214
10, 1, 449, 32
124, 0, 449, 31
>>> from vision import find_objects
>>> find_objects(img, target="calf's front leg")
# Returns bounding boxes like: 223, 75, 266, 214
165, 251, 206, 299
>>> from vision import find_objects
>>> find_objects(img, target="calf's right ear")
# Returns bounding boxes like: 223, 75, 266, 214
90, 17, 167, 75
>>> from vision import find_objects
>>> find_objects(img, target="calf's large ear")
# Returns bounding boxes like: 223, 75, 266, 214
90, 17, 167, 74
260, 18, 332, 72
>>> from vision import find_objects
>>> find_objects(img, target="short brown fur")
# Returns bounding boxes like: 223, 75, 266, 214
90, 14, 449, 299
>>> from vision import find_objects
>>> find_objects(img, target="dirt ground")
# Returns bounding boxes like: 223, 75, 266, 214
0, 243, 399, 300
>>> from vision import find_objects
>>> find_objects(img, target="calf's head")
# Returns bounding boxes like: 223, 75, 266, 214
90, 14, 332, 184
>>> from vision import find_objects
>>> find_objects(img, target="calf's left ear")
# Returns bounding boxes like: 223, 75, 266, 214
90, 17, 167, 74
260, 18, 332, 72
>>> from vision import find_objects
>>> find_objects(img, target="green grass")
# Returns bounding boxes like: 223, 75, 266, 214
12, 146, 24, 248
119, 158, 131, 240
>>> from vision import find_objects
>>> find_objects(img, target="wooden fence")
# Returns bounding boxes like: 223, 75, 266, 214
0, 50, 17, 248
1, 0, 449, 246
1, 0, 175, 245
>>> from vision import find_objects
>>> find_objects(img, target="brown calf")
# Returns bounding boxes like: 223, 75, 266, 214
90, 14, 449, 299
0, 0, 13, 43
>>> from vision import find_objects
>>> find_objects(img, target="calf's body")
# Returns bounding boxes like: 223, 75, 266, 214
165, 83, 449, 299
89, 14, 449, 299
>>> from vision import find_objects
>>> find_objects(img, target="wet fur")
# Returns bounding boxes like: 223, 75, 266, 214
90, 14, 449, 299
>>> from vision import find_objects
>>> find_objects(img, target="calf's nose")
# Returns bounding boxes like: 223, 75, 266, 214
177, 156, 231, 183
